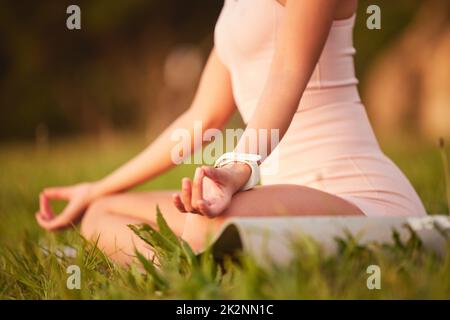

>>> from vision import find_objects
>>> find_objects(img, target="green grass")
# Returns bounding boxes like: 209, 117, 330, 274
0, 133, 449, 299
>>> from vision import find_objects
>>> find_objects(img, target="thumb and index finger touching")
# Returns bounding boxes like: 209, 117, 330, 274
36, 186, 75, 231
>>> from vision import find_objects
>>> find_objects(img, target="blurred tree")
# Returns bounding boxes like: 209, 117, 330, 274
0, 1, 429, 142
363, 0, 450, 141
0, 0, 221, 141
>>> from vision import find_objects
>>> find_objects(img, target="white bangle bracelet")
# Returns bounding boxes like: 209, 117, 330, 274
214, 152, 262, 191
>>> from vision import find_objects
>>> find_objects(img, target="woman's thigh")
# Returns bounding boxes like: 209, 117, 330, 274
80, 190, 187, 265
182, 184, 364, 251
82, 211, 156, 265
83, 190, 187, 235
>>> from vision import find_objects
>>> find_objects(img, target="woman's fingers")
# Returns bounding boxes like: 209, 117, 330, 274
38, 210, 72, 231
37, 198, 82, 231
178, 166, 225, 215
39, 186, 71, 222
36, 212, 59, 231
196, 199, 213, 217
35, 211, 61, 231
172, 193, 186, 212
36, 184, 94, 232
36, 193, 61, 230
42, 186, 72, 200
191, 167, 204, 208
181, 177, 193, 212
35, 212, 48, 228
39, 193, 55, 220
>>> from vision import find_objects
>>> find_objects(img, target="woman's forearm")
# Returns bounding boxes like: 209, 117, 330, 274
235, 70, 307, 158
90, 110, 209, 199
90, 49, 235, 200
235, 0, 338, 160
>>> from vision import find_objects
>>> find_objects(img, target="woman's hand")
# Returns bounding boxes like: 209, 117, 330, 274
36, 182, 98, 231
172, 163, 251, 218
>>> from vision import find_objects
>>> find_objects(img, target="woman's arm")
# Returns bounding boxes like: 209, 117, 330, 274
96, 48, 237, 198
37, 49, 236, 230
174, 0, 343, 216
235, 0, 340, 157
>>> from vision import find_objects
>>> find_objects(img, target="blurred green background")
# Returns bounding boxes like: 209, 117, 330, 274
2, 0, 443, 142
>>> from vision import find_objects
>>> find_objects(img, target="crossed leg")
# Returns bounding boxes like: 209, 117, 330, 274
80, 185, 363, 265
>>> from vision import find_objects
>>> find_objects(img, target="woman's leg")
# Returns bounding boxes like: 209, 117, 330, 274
182, 184, 364, 251
80, 185, 362, 264
80, 191, 187, 265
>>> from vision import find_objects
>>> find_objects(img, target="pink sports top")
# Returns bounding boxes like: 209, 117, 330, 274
214, 0, 359, 122
213, 0, 427, 217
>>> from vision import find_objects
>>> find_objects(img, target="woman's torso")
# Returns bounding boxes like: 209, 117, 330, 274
215, 0, 359, 118
214, 0, 427, 216
214, 0, 380, 171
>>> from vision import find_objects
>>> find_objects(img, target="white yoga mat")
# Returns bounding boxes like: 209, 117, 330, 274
209, 215, 450, 265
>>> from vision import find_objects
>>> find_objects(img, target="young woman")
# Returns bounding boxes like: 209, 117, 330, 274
36, 0, 426, 264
